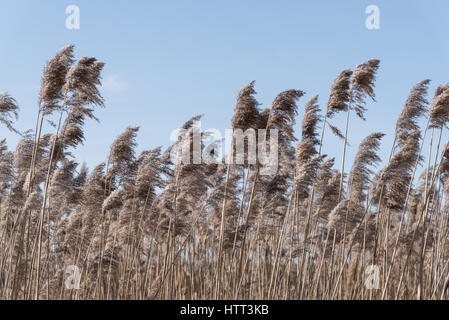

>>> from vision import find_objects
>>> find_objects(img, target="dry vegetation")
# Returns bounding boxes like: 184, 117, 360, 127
1, 45, 449, 300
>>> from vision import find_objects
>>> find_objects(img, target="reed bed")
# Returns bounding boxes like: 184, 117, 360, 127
0, 45, 448, 300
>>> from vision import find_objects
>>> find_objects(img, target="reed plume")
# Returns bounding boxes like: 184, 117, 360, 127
1, 47, 449, 300
0, 93, 19, 133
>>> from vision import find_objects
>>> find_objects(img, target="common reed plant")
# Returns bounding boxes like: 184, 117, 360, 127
1, 45, 449, 300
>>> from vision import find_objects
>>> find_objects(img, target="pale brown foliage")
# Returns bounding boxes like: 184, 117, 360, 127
1, 49, 449, 301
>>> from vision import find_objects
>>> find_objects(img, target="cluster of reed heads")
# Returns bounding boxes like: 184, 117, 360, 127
1, 45, 449, 300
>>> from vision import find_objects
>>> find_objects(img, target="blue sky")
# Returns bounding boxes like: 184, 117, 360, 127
1, 0, 448, 171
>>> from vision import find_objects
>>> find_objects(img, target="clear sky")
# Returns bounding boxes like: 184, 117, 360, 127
1, 0, 448, 171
